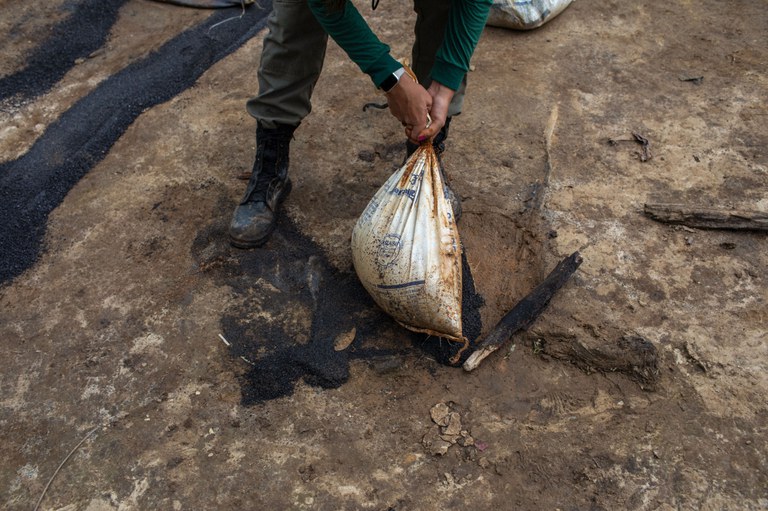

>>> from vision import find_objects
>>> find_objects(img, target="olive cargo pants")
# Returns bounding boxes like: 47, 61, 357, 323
247, 0, 468, 129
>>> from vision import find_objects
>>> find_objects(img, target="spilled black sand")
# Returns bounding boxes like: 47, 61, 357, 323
0, 3, 272, 284
192, 214, 484, 405
0, 0, 128, 103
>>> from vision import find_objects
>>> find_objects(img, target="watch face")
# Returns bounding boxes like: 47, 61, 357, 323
381, 74, 398, 92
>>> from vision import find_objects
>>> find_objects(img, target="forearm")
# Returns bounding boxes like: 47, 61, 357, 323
308, 0, 401, 87
431, 0, 493, 90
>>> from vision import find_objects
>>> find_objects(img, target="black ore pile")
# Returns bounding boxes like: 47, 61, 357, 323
0, 4, 272, 285
193, 214, 484, 405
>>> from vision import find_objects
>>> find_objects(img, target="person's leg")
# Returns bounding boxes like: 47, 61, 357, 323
410, 0, 469, 152
246, 0, 328, 128
411, 0, 467, 119
230, 0, 328, 248
407, 0, 467, 221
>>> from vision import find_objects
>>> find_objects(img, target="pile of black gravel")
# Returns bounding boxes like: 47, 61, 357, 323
0, 2, 271, 285
193, 216, 484, 405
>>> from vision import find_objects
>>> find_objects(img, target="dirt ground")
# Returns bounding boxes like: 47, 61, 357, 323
1, 0, 766, 509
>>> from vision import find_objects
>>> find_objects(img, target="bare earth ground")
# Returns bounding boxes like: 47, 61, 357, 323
1, 0, 767, 509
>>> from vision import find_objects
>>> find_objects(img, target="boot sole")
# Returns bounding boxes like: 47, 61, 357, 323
229, 227, 275, 249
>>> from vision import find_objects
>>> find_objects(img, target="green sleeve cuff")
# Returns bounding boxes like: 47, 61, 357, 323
430, 60, 466, 91
370, 53, 402, 88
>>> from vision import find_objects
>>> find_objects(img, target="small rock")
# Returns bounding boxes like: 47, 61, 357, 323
430, 403, 451, 426
422, 429, 452, 456
458, 431, 475, 447
478, 457, 490, 469
442, 412, 462, 436
440, 433, 461, 444
333, 327, 356, 351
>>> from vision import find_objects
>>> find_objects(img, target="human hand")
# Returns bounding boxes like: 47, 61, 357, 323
418, 81, 455, 141
386, 75, 433, 144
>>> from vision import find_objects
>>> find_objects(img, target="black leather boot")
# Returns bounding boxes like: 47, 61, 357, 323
405, 117, 462, 222
229, 122, 297, 248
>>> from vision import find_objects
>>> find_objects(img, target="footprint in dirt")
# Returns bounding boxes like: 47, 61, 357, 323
191, 210, 484, 405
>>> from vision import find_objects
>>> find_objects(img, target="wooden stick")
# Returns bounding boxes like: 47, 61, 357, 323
463, 251, 582, 371
644, 203, 768, 231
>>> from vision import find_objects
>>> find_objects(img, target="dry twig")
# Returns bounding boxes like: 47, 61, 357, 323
34, 426, 100, 511
644, 203, 768, 231
464, 252, 582, 371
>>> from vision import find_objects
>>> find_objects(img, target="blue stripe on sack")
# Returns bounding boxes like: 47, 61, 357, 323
376, 280, 425, 290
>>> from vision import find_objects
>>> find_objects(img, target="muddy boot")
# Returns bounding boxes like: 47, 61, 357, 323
404, 117, 462, 222
229, 122, 296, 248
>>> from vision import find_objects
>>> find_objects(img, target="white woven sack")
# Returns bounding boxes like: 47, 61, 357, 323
351, 144, 464, 341
486, 0, 574, 30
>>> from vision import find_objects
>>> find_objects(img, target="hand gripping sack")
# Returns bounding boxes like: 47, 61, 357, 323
352, 144, 466, 347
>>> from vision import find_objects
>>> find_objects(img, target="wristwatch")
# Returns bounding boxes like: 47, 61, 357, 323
380, 67, 406, 93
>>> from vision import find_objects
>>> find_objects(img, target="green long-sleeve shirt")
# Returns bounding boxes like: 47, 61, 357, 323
308, 0, 492, 91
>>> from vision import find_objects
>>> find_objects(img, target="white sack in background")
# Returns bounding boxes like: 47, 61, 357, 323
486, 0, 574, 30
351, 144, 464, 342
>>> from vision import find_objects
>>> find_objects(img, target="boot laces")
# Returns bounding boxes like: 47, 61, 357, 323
243, 135, 289, 204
